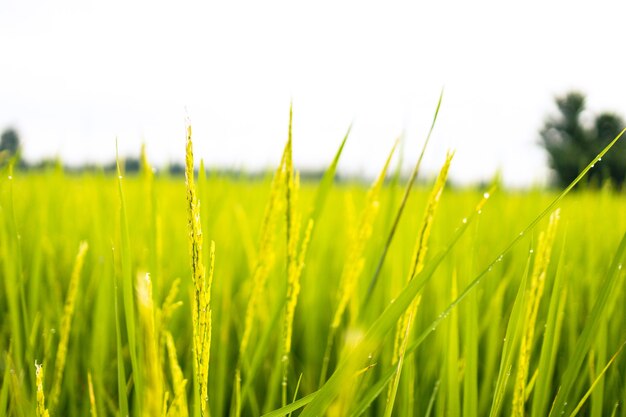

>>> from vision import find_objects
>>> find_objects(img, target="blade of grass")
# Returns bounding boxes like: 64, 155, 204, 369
364, 89, 444, 302
424, 380, 441, 417
112, 248, 129, 417
308, 125, 351, 230
116, 142, 142, 415
487, 253, 531, 417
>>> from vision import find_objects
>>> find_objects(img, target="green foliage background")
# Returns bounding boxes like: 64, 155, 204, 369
1, 164, 625, 416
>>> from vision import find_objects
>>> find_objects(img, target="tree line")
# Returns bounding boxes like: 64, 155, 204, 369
3, 91, 626, 187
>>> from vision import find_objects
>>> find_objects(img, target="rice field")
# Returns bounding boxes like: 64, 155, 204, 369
1, 119, 625, 416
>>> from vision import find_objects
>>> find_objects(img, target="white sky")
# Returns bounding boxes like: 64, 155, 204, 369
1, 0, 625, 186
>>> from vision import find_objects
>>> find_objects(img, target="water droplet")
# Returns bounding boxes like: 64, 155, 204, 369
488, 266, 493, 272
281, 354, 288, 363
7, 175, 12, 180
503, 337, 507, 342
51, 328, 56, 334
497, 255, 503, 262
598, 157, 602, 161
462, 218, 467, 224
431, 327, 437, 331
529, 249, 534, 254
519, 231, 524, 237
483, 192, 490, 199
477, 209, 482, 215
118, 175, 123, 179
591, 164, 595, 168
618, 264, 623, 270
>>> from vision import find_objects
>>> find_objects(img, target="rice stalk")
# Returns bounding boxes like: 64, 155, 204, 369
157, 281, 185, 417
50, 241, 88, 410
35, 361, 50, 417
281, 106, 315, 405
530, 238, 568, 417
366, 90, 444, 301
137, 272, 163, 417
332, 138, 399, 330
385, 151, 453, 417
239, 137, 287, 358
116, 142, 142, 412
513, 210, 560, 417
87, 371, 97, 417
165, 332, 189, 417
140, 143, 161, 301
319, 138, 399, 386
185, 124, 215, 417
159, 278, 184, 331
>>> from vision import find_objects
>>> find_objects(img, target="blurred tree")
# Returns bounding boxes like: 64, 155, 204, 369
0, 128, 21, 163
540, 92, 626, 187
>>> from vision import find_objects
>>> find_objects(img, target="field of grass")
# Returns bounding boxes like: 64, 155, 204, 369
1, 122, 625, 416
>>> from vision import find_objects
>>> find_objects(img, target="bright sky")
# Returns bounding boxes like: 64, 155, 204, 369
1, 0, 625, 186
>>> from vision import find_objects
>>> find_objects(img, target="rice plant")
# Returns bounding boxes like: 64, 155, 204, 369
0, 110, 625, 417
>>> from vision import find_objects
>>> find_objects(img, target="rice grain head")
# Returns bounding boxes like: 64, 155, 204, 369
386, 151, 453, 415
185, 124, 214, 417
239, 139, 287, 357
331, 138, 399, 329
512, 209, 560, 417
50, 240, 89, 410
165, 331, 189, 417
35, 361, 50, 417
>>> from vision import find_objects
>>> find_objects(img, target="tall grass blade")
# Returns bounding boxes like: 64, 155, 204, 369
365, 89, 444, 301
308, 125, 351, 228
116, 142, 142, 414
487, 256, 531, 417
113, 249, 130, 417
